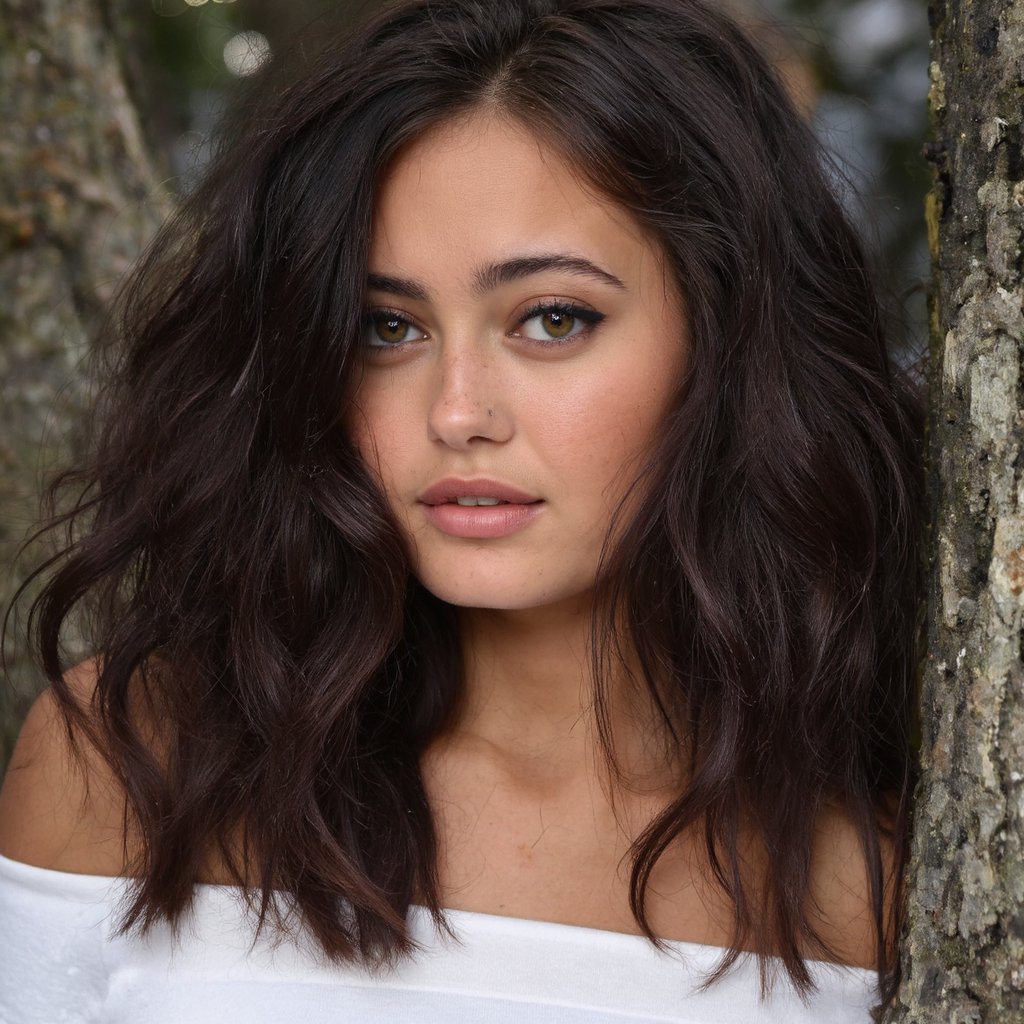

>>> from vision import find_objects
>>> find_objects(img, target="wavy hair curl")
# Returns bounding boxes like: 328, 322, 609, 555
15, 0, 923, 1007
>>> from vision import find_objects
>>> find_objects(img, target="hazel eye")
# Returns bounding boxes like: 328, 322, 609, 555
522, 310, 578, 340
515, 303, 605, 344
364, 310, 426, 348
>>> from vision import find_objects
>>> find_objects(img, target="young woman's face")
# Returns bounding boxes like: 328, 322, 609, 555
347, 111, 688, 613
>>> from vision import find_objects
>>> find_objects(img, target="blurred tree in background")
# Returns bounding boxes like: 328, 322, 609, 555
0, 0, 171, 766
0, 0, 930, 766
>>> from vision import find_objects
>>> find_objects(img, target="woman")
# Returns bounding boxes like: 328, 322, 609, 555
0, 0, 923, 1020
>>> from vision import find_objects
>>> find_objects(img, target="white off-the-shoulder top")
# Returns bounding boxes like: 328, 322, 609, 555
0, 853, 878, 1023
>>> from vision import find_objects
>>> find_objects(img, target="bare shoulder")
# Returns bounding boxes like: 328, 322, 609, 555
806, 800, 899, 970
0, 659, 136, 876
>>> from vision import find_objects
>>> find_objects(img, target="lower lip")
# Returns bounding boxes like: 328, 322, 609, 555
421, 501, 544, 539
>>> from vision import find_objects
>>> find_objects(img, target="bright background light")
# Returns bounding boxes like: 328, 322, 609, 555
222, 30, 271, 76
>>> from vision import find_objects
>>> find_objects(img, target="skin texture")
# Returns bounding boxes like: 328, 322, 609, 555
348, 110, 689, 614
347, 108, 690, 785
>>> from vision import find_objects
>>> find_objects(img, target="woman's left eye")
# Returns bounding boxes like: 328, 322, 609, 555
514, 303, 605, 343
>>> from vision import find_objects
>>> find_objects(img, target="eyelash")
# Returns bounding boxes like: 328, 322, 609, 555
514, 301, 606, 343
362, 301, 606, 350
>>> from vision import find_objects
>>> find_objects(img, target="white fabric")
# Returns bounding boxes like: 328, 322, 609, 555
0, 852, 878, 1023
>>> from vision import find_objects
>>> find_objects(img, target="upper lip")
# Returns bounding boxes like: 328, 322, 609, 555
418, 477, 542, 506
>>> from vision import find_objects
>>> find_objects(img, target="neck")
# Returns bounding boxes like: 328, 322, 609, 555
447, 595, 678, 789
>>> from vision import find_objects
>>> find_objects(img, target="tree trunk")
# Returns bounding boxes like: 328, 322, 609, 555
0, 0, 169, 771
888, 2, 1024, 1021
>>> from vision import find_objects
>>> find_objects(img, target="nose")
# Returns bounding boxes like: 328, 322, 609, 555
426, 339, 513, 450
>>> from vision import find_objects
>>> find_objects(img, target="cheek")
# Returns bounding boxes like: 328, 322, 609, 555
525, 357, 676, 505
344, 386, 412, 498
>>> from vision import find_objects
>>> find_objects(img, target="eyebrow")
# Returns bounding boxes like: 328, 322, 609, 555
366, 253, 626, 302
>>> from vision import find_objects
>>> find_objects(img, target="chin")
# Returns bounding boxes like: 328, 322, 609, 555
419, 581, 549, 611
413, 563, 594, 614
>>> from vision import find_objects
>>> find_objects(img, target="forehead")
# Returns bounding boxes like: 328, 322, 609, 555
369, 110, 665, 288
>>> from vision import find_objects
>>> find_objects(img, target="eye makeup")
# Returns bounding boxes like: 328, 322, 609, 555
361, 299, 606, 351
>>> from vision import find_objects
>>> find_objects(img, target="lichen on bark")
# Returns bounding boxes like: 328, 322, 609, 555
888, 1, 1024, 1021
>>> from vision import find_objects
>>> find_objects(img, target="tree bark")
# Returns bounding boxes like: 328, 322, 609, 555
888, 1, 1024, 1021
0, 0, 169, 771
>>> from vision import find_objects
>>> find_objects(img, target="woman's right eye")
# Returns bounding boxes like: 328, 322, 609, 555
363, 310, 427, 348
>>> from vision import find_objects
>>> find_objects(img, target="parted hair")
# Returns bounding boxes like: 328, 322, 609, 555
15, 0, 923, 1008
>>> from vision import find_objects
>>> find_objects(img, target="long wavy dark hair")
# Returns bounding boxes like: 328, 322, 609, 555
13, 0, 923, 1008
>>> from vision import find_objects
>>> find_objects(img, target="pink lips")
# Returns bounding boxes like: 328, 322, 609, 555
418, 477, 544, 539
